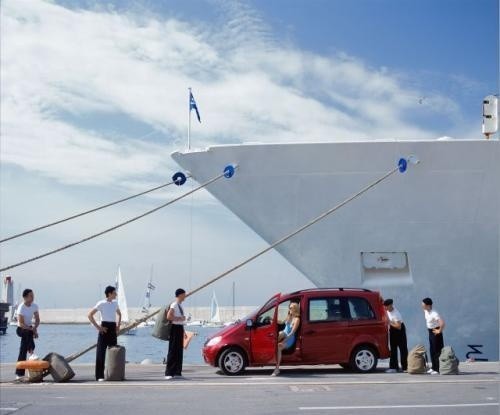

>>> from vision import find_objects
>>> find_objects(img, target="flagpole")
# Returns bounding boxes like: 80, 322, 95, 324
188, 87, 191, 150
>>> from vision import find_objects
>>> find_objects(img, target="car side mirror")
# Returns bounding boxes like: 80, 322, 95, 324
246, 319, 254, 329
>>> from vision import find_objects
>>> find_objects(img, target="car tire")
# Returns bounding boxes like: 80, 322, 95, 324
218, 347, 247, 376
350, 346, 377, 373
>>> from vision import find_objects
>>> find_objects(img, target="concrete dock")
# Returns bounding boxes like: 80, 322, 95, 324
0, 362, 498, 414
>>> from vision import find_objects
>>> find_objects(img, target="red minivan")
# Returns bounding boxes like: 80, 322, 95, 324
202, 288, 389, 375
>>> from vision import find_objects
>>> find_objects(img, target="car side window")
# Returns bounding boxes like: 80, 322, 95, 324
256, 307, 275, 327
347, 297, 375, 320
277, 301, 290, 322
277, 299, 300, 322
309, 297, 345, 322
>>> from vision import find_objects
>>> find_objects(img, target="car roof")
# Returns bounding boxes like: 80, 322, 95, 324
286, 288, 378, 296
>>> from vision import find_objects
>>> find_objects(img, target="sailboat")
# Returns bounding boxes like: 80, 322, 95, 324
9, 283, 22, 326
137, 272, 156, 328
116, 266, 136, 335
204, 292, 224, 328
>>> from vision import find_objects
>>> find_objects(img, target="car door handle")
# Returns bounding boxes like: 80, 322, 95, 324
267, 333, 275, 337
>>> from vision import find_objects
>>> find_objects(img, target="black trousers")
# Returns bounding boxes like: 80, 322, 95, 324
15, 327, 36, 376
389, 323, 408, 370
428, 328, 444, 372
95, 321, 117, 380
166, 324, 184, 376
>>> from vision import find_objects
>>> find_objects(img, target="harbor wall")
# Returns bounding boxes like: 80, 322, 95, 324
26, 307, 257, 324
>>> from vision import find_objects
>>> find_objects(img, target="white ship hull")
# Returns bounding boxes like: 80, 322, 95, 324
172, 139, 499, 360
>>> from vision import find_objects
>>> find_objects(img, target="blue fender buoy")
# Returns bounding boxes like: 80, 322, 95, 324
398, 158, 407, 173
224, 165, 235, 179
172, 172, 187, 186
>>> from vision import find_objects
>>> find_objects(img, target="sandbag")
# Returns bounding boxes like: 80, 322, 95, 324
106, 345, 126, 381
439, 346, 459, 375
43, 352, 75, 382
407, 344, 427, 374
151, 305, 172, 341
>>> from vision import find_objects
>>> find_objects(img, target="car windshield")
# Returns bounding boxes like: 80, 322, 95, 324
235, 294, 280, 324
259, 294, 280, 314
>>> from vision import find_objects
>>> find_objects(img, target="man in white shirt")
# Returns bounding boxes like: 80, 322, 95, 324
15, 289, 40, 379
165, 288, 187, 379
422, 297, 445, 374
383, 298, 408, 373
88, 286, 121, 381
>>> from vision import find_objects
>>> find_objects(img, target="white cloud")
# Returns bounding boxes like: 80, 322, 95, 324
1, 0, 465, 189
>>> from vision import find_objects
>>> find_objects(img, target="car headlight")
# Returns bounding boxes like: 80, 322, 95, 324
206, 336, 222, 347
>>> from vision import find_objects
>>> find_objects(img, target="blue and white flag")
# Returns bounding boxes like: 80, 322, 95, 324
189, 91, 201, 123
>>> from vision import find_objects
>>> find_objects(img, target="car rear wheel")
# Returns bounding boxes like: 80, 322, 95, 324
350, 346, 377, 372
218, 347, 247, 376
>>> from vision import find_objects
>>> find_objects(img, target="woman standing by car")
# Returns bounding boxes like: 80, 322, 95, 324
272, 302, 300, 376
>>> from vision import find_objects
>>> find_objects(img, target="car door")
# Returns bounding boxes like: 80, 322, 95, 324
250, 294, 280, 365
301, 296, 351, 364
344, 296, 381, 357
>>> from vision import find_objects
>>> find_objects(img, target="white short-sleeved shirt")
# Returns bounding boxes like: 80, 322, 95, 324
94, 300, 119, 322
170, 301, 185, 326
16, 303, 39, 328
386, 307, 403, 324
424, 309, 441, 329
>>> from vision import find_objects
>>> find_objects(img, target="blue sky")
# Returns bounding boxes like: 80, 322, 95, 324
0, 0, 498, 308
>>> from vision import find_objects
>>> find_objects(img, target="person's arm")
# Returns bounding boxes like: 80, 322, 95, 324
166, 305, 185, 322
88, 308, 106, 333
287, 318, 300, 338
433, 317, 445, 334
389, 320, 402, 329
166, 307, 175, 321
33, 311, 40, 338
18, 314, 28, 330
116, 308, 122, 333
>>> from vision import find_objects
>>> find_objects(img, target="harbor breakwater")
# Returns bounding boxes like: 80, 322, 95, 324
26, 306, 257, 324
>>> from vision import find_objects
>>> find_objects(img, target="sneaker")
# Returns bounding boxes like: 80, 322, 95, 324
429, 370, 439, 375
385, 369, 398, 373
426, 368, 434, 374
15, 375, 22, 380
271, 369, 280, 377
164, 376, 174, 380
97, 378, 105, 382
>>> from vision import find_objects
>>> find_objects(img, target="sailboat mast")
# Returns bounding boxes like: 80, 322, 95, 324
232, 281, 235, 318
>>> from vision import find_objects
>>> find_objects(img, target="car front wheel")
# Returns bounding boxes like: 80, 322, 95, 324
218, 347, 247, 376
350, 346, 377, 372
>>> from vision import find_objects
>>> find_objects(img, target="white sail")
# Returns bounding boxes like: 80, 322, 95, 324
210, 291, 221, 323
115, 267, 129, 323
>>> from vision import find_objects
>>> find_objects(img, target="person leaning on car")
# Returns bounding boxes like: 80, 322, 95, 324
383, 298, 408, 373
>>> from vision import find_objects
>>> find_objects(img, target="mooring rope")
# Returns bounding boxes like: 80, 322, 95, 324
0, 169, 234, 273
0, 176, 189, 244
65, 157, 414, 363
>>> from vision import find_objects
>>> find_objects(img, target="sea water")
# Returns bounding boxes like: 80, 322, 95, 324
0, 324, 222, 364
